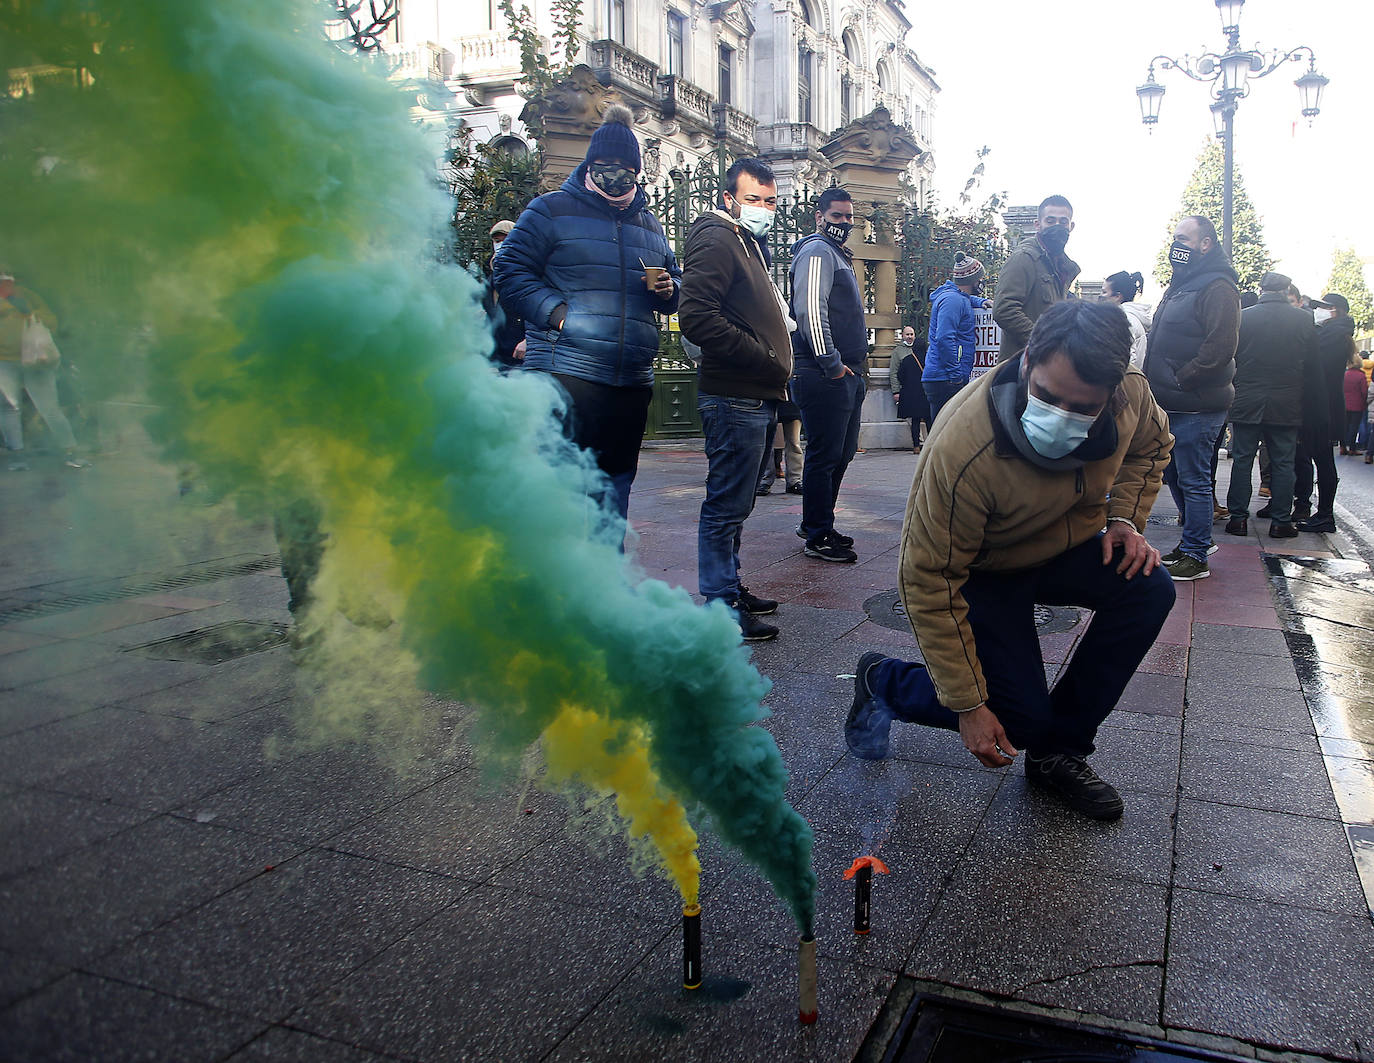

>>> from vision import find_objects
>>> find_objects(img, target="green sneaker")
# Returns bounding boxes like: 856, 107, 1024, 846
1161, 546, 1184, 563
1164, 554, 1210, 581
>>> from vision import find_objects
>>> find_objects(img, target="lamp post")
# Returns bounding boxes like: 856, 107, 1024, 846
1135, 0, 1328, 259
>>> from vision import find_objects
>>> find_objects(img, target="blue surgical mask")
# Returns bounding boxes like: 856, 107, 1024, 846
736, 203, 775, 238
1020, 393, 1098, 459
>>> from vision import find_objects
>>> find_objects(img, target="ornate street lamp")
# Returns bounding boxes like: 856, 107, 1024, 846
1135, 2, 1328, 259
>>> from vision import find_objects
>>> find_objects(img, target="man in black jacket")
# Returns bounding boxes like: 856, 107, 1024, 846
1143, 215, 1240, 582
1222, 272, 1315, 538
680, 158, 794, 641
1294, 292, 1356, 533
790, 187, 868, 563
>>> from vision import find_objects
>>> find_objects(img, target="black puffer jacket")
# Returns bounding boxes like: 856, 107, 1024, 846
1311, 314, 1356, 438
1143, 246, 1239, 413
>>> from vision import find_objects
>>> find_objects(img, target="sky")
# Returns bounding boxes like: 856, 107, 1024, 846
910, 0, 1370, 305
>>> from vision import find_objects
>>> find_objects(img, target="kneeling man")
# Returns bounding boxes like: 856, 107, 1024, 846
847, 300, 1176, 820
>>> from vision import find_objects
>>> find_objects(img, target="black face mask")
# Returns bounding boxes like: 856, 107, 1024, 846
823, 220, 853, 244
1168, 240, 1194, 273
1039, 225, 1071, 254
588, 162, 638, 198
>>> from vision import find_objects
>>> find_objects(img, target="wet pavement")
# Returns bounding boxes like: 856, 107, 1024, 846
2, 440, 1374, 1062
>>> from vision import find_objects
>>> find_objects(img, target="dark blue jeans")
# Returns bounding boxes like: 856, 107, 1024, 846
549, 372, 652, 533
697, 392, 777, 603
1163, 409, 1227, 560
922, 378, 965, 427
868, 535, 1176, 758
792, 365, 865, 540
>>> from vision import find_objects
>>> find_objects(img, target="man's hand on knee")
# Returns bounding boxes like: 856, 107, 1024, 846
957, 704, 1018, 768
1102, 521, 1160, 579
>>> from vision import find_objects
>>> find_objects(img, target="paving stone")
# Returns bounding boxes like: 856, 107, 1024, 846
0, 816, 297, 966
1174, 798, 1367, 916
289, 885, 661, 1061
909, 862, 1167, 1027
1179, 737, 1340, 819
1087, 725, 1180, 797
15, 654, 208, 712
1163, 889, 1374, 1059
82, 602, 244, 648
96, 849, 467, 1023
1098, 710, 1183, 738
546, 930, 893, 1063
1182, 683, 1316, 733
0, 629, 61, 656
171, 741, 459, 846
1323, 754, 1374, 825
325, 766, 566, 882
0, 688, 95, 738
966, 782, 1176, 887
1184, 718, 1321, 754
1318, 734, 1374, 762
0, 972, 263, 1063
1306, 691, 1374, 746
0, 788, 150, 878
0, 947, 66, 1009
1115, 672, 1185, 717
1185, 647, 1301, 691
1187, 622, 1290, 657
0, 641, 132, 693
223, 1026, 394, 1062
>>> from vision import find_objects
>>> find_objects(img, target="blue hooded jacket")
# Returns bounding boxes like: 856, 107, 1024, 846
923, 281, 984, 384
493, 163, 680, 388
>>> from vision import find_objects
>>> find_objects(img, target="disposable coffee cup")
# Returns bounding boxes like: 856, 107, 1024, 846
644, 265, 666, 290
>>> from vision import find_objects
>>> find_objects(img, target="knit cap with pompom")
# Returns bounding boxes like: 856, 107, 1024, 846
586, 103, 641, 171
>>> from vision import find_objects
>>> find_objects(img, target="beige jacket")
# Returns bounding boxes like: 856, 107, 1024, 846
898, 358, 1173, 711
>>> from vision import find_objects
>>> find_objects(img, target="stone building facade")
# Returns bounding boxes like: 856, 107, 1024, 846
382, 0, 938, 195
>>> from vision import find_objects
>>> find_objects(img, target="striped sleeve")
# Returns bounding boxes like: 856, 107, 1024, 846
792, 243, 839, 375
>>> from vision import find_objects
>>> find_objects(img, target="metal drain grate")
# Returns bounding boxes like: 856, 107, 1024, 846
0, 554, 281, 626
128, 620, 290, 664
863, 590, 1083, 636
860, 984, 1251, 1062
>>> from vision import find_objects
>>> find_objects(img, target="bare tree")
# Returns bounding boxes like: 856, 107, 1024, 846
334, 0, 400, 52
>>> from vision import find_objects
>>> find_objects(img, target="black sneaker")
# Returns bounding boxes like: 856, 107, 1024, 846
785, 483, 803, 494
732, 604, 779, 641
795, 525, 854, 548
1024, 752, 1124, 820
846, 651, 895, 759
736, 586, 778, 615
804, 532, 857, 563
1295, 514, 1336, 534
1255, 503, 1272, 518
1224, 515, 1247, 536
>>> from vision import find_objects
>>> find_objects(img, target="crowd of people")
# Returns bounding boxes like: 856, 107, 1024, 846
484, 126, 1369, 821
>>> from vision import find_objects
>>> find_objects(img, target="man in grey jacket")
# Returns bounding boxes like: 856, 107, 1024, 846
789, 187, 868, 563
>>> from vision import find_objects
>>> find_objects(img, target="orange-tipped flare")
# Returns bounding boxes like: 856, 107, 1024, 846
843, 856, 890, 879
846, 856, 889, 935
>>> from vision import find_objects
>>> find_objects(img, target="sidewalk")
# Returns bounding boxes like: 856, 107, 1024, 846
1, 445, 1372, 1062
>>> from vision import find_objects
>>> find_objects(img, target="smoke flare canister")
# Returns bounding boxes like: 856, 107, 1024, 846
798, 935, 818, 1024
854, 864, 872, 934
683, 903, 702, 989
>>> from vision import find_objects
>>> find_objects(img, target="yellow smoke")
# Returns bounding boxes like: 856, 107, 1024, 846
541, 704, 701, 906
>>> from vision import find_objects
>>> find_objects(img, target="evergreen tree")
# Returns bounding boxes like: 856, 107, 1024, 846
1324, 248, 1373, 333
1154, 140, 1274, 292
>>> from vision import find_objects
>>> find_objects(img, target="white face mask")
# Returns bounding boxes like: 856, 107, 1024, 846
735, 202, 775, 238
1313, 308, 1333, 324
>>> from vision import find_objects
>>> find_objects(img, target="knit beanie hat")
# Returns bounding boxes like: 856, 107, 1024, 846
952, 251, 984, 285
586, 104, 641, 171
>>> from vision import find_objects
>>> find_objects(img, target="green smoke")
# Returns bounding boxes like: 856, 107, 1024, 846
0, 1, 815, 930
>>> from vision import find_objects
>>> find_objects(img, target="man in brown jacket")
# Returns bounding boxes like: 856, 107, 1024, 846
991, 195, 1080, 363
680, 158, 794, 641
846, 300, 1175, 820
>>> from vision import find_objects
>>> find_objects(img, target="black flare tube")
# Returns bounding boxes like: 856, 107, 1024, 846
683, 903, 702, 989
854, 864, 872, 935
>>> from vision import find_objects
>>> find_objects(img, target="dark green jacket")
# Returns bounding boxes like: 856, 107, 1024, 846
991, 236, 1080, 362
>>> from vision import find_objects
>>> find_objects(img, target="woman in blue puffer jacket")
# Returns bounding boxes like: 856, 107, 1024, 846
494, 105, 680, 528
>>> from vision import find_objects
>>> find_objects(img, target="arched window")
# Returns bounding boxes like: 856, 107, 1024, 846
491, 135, 529, 159
842, 29, 859, 65
876, 59, 892, 93
798, 0, 814, 28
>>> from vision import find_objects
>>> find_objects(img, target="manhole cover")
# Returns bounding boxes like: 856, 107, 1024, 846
863, 591, 1083, 636
129, 620, 289, 664
861, 986, 1251, 1062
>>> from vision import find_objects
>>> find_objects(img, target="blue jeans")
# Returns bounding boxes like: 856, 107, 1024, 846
792, 365, 865, 541
1225, 423, 1297, 523
923, 378, 965, 427
868, 535, 1176, 757
1163, 410, 1227, 561
697, 392, 777, 603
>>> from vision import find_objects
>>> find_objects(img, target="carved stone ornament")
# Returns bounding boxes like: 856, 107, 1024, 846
820, 105, 922, 168
643, 138, 662, 181
520, 64, 621, 135
498, 112, 513, 133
